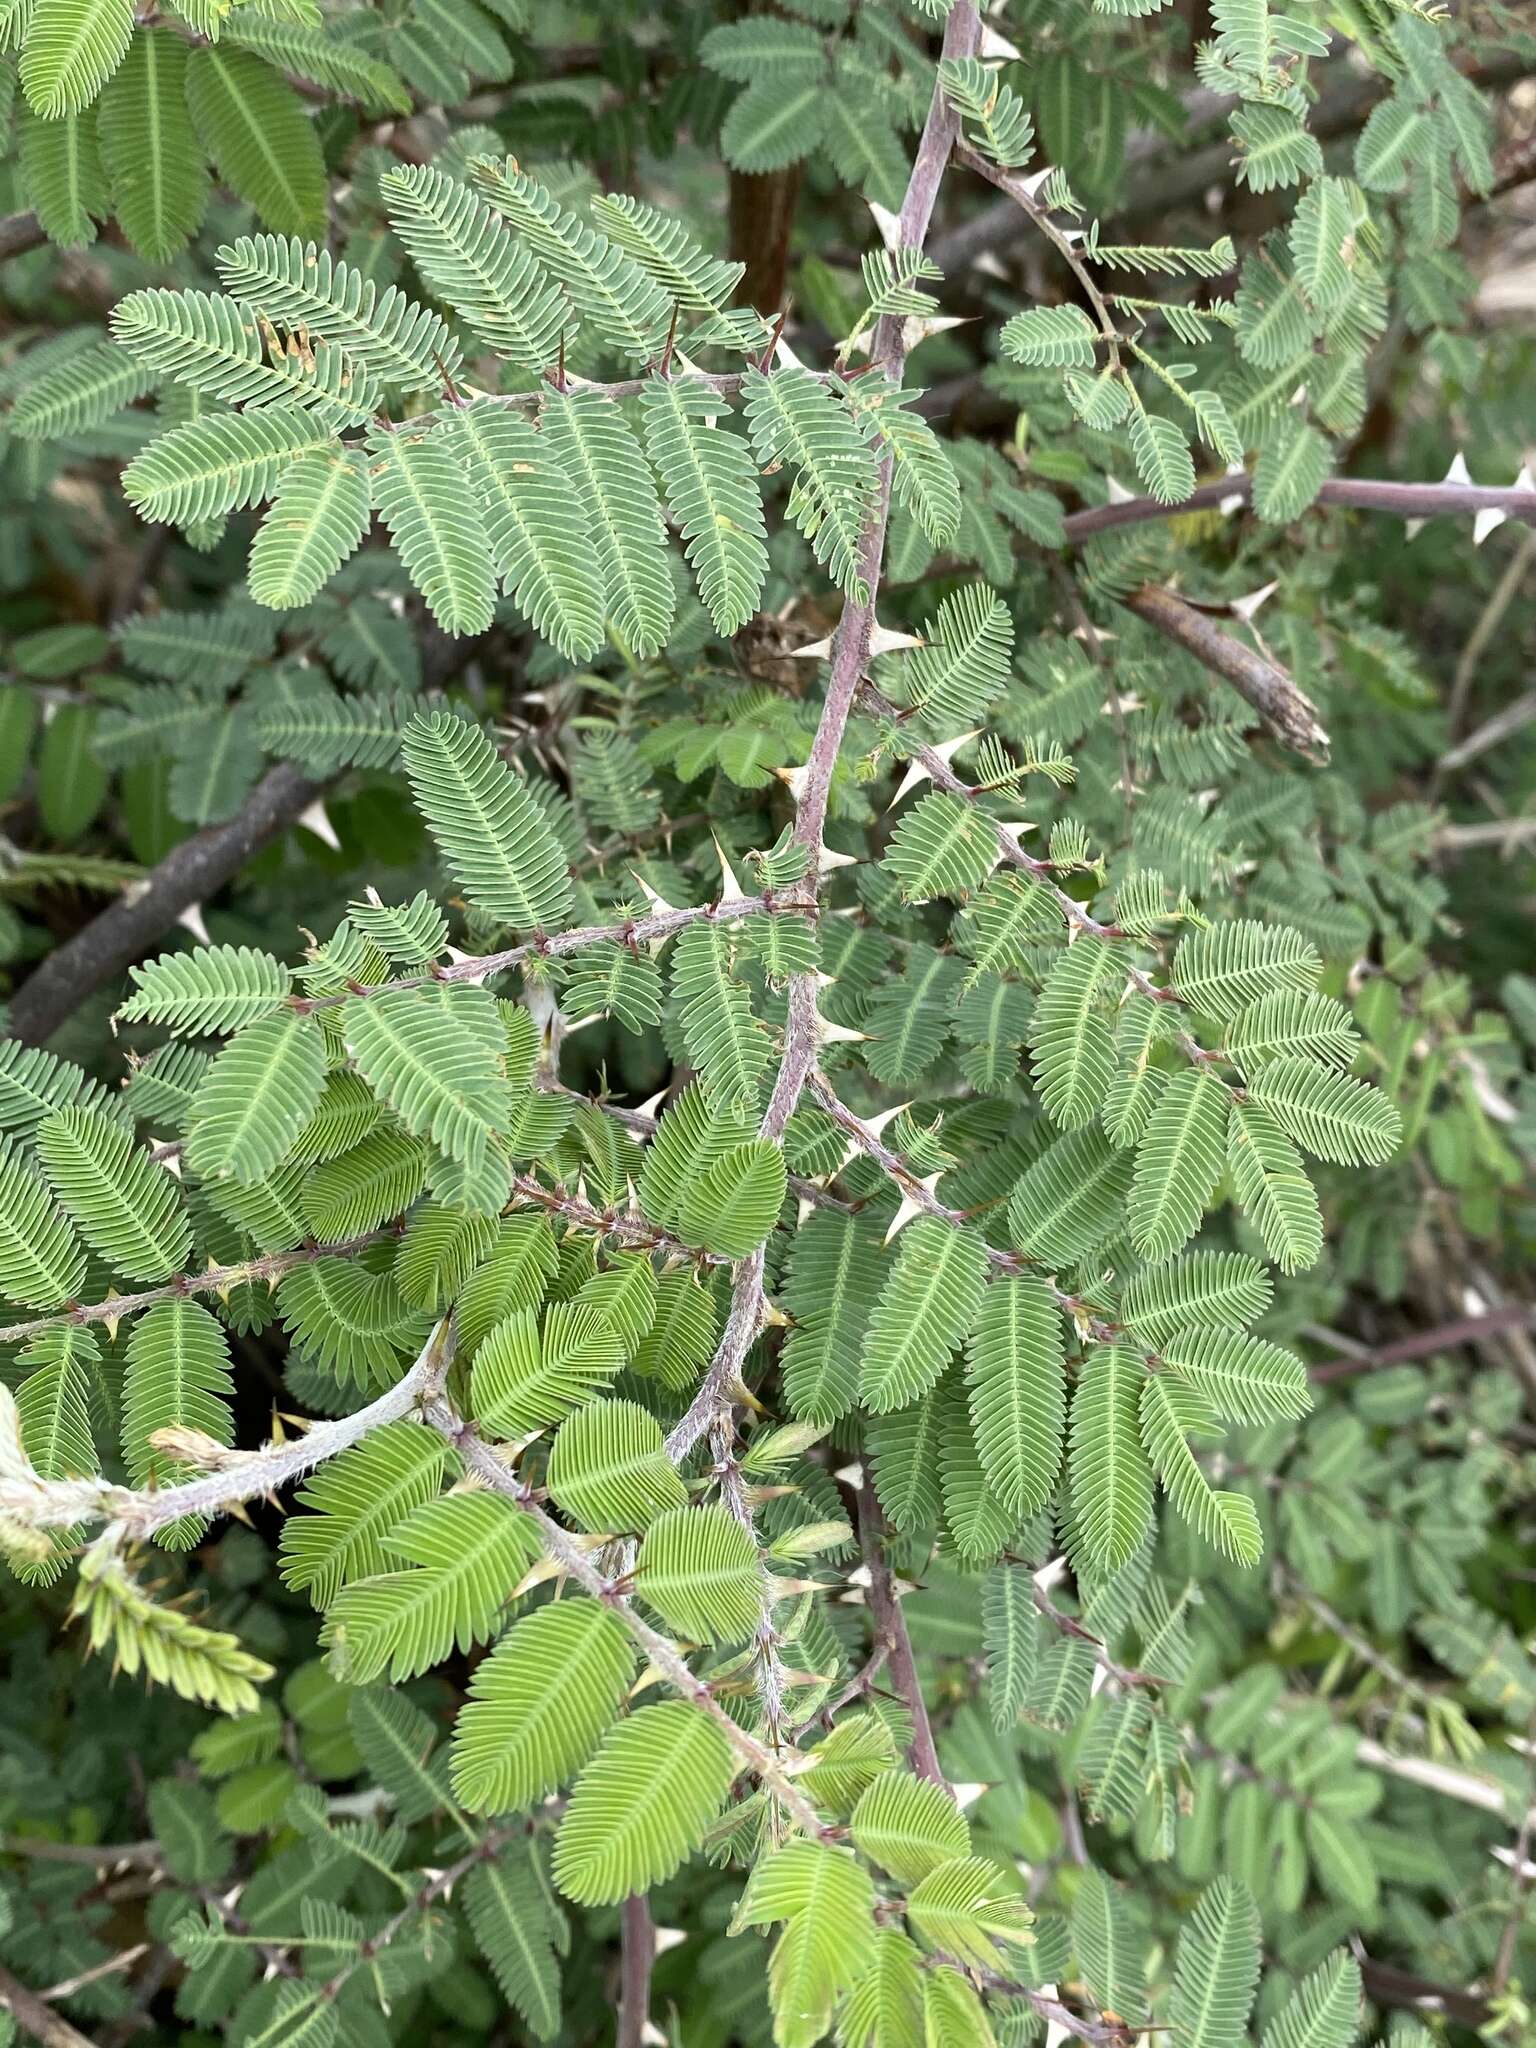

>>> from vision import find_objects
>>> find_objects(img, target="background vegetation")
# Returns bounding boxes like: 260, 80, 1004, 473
0, 3, 1534, 2047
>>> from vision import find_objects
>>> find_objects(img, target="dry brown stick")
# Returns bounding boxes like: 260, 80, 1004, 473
1122, 583, 1330, 760
1309, 1305, 1536, 1382
5, 762, 323, 1046
0, 1961, 101, 2048
0, 211, 46, 264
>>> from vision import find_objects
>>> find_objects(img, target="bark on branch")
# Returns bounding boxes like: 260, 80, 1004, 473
6, 762, 323, 1046
1123, 583, 1331, 759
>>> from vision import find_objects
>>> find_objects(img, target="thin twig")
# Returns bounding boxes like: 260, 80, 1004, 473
423, 1392, 832, 1840
854, 1484, 950, 1793
294, 891, 792, 1014
1309, 1306, 1536, 1382
1, 1317, 453, 1535
665, 1, 985, 1468
1442, 527, 1536, 747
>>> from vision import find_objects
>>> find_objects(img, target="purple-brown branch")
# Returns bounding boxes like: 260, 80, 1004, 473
1062, 473, 1536, 543
665, 0, 985, 1468
617, 1894, 654, 2048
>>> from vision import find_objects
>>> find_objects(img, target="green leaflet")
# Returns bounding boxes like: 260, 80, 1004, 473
400, 713, 573, 933
1070, 1346, 1153, 1571
546, 1398, 688, 1532
278, 1424, 452, 1609
1029, 940, 1122, 1130
98, 29, 206, 260
448, 404, 607, 661
552, 1702, 735, 1904
184, 47, 325, 238
20, 0, 133, 117
322, 1492, 541, 1684
675, 1136, 786, 1257
1129, 1068, 1231, 1260
248, 448, 372, 608
368, 422, 497, 637
184, 1009, 327, 1186
343, 985, 512, 1171
539, 387, 676, 658
469, 1303, 626, 1437
1168, 1879, 1261, 2048
637, 1503, 765, 1644
965, 1276, 1066, 1515
850, 1770, 971, 1884
121, 1300, 233, 1548
462, 1848, 563, 2042
451, 1599, 634, 1813
859, 1218, 991, 1413
0, 1141, 87, 1310
37, 1104, 191, 1282
639, 378, 768, 636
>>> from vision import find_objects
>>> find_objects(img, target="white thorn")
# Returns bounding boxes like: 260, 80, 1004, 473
628, 868, 676, 916
713, 835, 748, 904
176, 902, 211, 946
1443, 450, 1473, 486
884, 1172, 941, 1243
818, 1015, 870, 1046
296, 799, 341, 852
774, 761, 814, 804
864, 1099, 914, 1140
978, 20, 1022, 59
563, 1011, 603, 1036
158, 1152, 183, 1180
972, 250, 1010, 280
1018, 166, 1054, 202
867, 199, 902, 252
834, 1461, 864, 1489
1514, 465, 1535, 495
363, 884, 384, 907
789, 633, 834, 660
888, 729, 978, 813
444, 945, 491, 987
1105, 474, 1136, 505
652, 1927, 689, 1957
632, 1087, 667, 1123
641, 2025, 668, 2047
1474, 506, 1507, 545
1228, 579, 1279, 623
904, 312, 970, 351
1404, 518, 1426, 541
867, 623, 925, 657
845, 1563, 873, 1590
818, 846, 860, 875
887, 756, 933, 811
796, 1196, 817, 1227
952, 1781, 991, 1810
997, 822, 1036, 839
